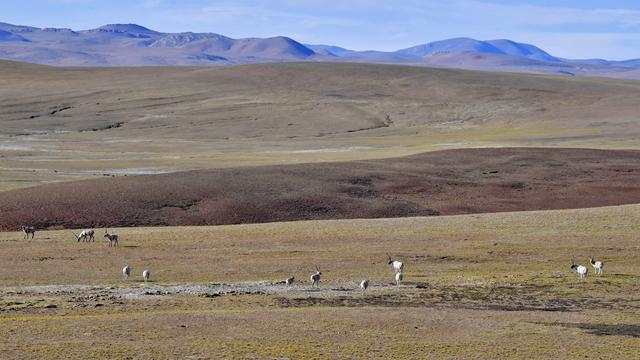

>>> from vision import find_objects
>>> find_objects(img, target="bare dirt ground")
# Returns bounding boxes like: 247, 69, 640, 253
2, 147, 640, 230
1, 61, 640, 191
1, 204, 639, 358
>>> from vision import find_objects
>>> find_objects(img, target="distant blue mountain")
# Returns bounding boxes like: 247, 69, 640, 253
0, 22, 39, 33
395, 37, 558, 62
0, 22, 316, 66
0, 30, 30, 42
91, 24, 160, 35
0, 22, 638, 79
149, 32, 230, 48
613, 59, 640, 68
396, 38, 502, 57
485, 39, 558, 62
305, 44, 355, 56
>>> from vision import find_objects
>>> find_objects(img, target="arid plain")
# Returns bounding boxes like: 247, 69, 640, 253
1, 60, 640, 358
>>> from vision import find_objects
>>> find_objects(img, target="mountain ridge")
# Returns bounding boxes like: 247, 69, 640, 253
0, 22, 637, 79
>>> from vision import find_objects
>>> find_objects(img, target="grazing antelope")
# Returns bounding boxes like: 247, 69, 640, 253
72, 229, 95, 242
21, 226, 35, 239
82, 229, 95, 242
589, 258, 604, 275
142, 269, 150, 282
123, 265, 131, 280
395, 272, 404, 286
387, 254, 404, 273
360, 279, 370, 293
310, 266, 321, 288
571, 257, 588, 280
104, 229, 118, 247
285, 276, 295, 287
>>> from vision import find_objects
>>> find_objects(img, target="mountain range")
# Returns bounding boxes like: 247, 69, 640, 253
0, 22, 638, 79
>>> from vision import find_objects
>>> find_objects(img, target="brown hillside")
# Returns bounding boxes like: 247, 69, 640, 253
2, 147, 640, 230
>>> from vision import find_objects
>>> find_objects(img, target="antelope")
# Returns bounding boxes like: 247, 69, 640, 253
310, 266, 321, 288
589, 258, 604, 275
104, 228, 118, 247
123, 265, 131, 280
82, 229, 95, 241
142, 269, 150, 282
395, 272, 403, 286
21, 226, 35, 239
387, 254, 404, 273
360, 279, 370, 292
285, 276, 295, 286
72, 229, 95, 242
571, 257, 588, 280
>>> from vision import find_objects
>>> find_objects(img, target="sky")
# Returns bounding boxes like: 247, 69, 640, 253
2, 0, 640, 60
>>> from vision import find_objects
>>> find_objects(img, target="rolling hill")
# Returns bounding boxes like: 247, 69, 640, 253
1, 60, 640, 192
2, 147, 640, 230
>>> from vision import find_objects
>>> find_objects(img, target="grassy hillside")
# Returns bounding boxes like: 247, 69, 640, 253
1, 61, 640, 190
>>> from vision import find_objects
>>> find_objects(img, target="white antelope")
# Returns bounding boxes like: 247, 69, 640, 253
387, 254, 404, 274
395, 272, 404, 286
21, 225, 36, 239
72, 229, 95, 242
310, 266, 321, 288
571, 257, 588, 280
589, 258, 604, 275
104, 229, 118, 247
123, 265, 131, 280
142, 269, 150, 282
285, 276, 295, 286
360, 279, 370, 292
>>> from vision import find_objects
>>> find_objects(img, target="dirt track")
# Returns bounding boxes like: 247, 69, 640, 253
2, 147, 640, 230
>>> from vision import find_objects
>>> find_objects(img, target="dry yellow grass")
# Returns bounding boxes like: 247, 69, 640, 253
2, 61, 640, 191
1, 204, 639, 358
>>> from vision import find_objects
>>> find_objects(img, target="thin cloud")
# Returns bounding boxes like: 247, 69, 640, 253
199, 3, 364, 28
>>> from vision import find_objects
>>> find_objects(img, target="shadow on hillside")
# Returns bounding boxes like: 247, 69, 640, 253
537, 322, 640, 337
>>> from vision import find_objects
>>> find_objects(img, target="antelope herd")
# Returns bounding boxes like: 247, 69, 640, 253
17, 225, 607, 289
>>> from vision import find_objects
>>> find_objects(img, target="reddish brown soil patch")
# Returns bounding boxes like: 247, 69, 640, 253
1, 147, 640, 230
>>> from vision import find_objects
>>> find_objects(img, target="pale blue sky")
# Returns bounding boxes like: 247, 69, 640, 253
3, 0, 640, 60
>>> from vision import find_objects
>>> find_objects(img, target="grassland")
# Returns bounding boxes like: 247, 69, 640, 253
2, 59, 640, 358
2, 61, 640, 191
1, 204, 640, 358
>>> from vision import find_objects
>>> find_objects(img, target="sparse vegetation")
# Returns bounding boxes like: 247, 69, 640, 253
1, 205, 640, 358
3, 147, 640, 230
2, 60, 640, 358
2, 61, 640, 191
